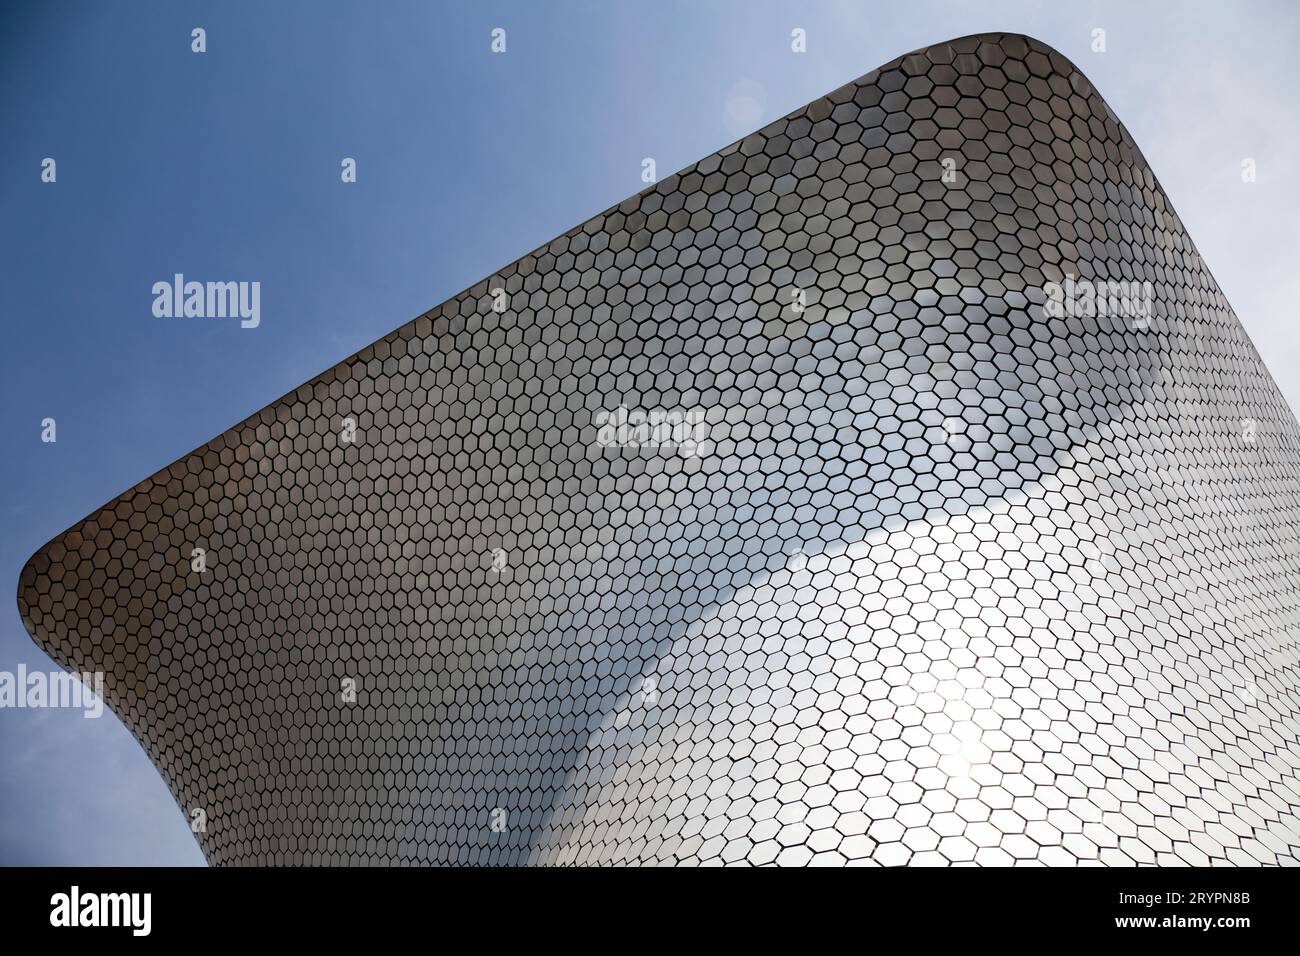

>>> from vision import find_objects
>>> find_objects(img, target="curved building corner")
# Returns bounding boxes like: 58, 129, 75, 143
18, 32, 1300, 865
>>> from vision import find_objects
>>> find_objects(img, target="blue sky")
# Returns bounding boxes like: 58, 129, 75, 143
1, 0, 1297, 865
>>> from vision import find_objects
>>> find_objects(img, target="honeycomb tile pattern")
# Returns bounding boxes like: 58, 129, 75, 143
18, 32, 1300, 866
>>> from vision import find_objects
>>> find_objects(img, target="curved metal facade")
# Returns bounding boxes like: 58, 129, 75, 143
18, 32, 1300, 865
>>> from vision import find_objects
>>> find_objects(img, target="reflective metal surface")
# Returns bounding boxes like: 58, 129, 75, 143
19, 32, 1300, 865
